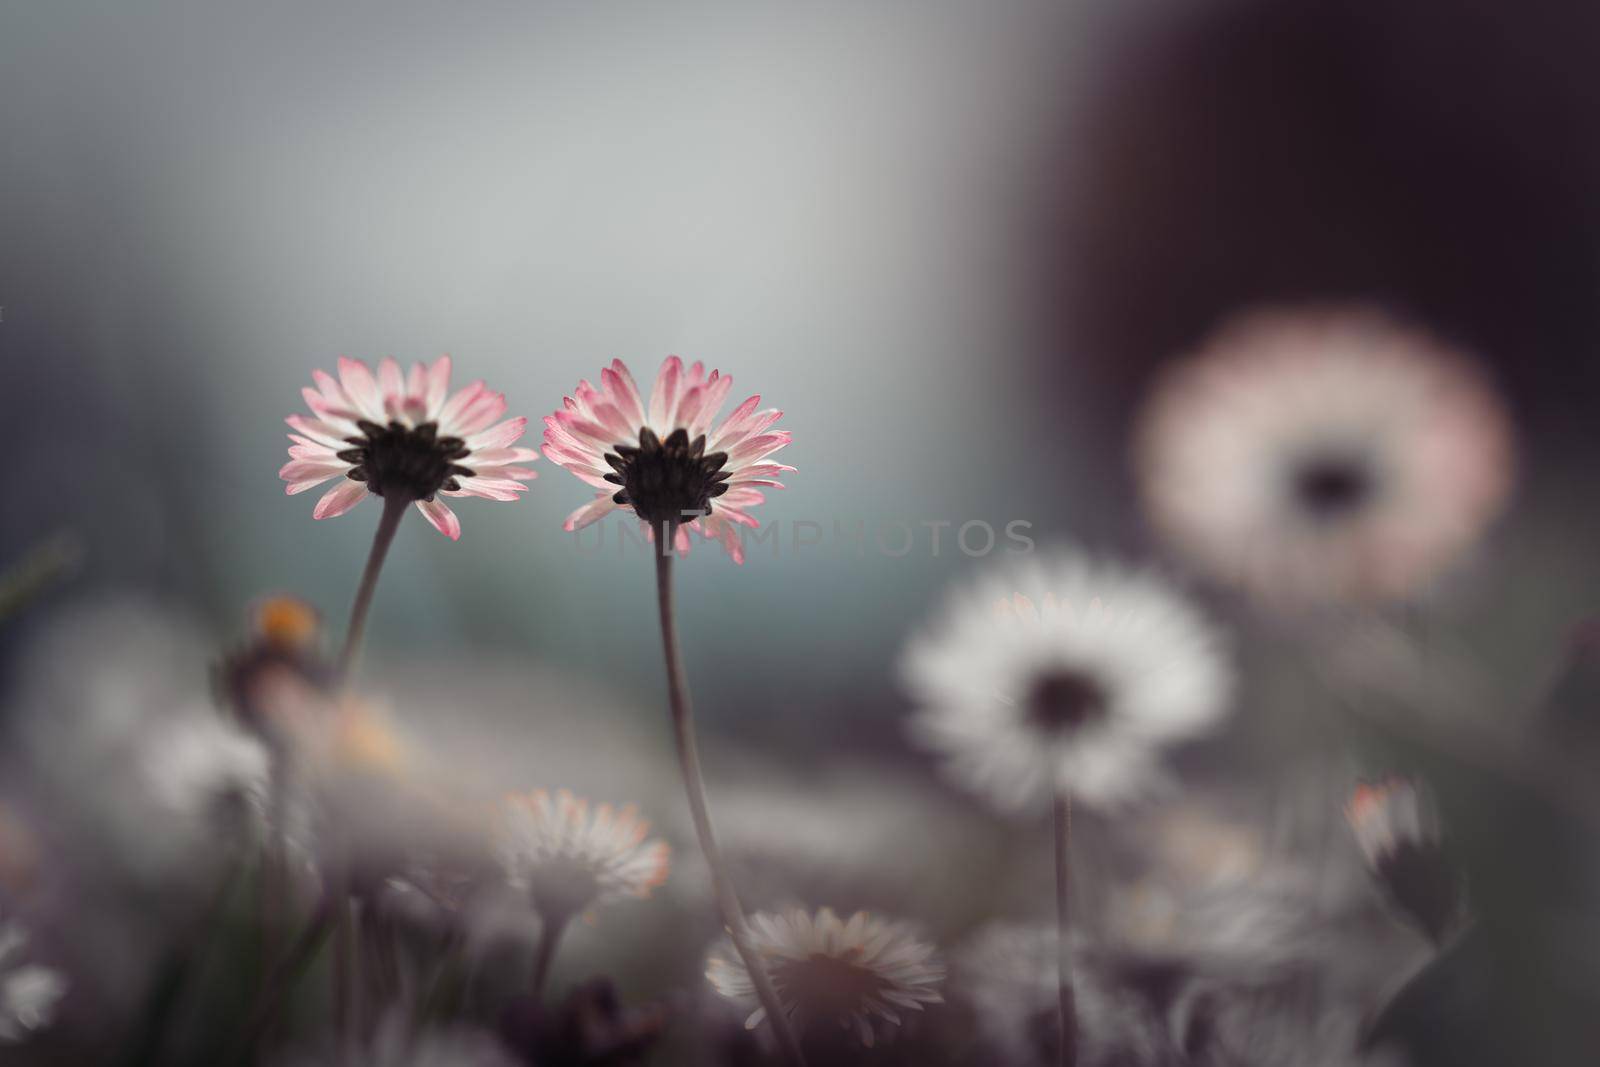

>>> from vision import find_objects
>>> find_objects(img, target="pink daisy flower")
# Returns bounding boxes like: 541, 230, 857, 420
280, 357, 537, 540
542, 356, 793, 562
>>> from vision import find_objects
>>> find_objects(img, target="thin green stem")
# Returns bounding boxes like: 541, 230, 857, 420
651, 522, 806, 1067
1054, 791, 1078, 1067
337, 493, 409, 682
231, 892, 337, 1062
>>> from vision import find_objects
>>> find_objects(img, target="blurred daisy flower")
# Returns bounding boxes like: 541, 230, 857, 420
495, 789, 670, 922
0, 917, 66, 1044
707, 906, 944, 1047
281, 356, 537, 540
1346, 777, 1464, 944
543, 356, 793, 562
216, 595, 336, 747
1135, 306, 1515, 608
956, 922, 1173, 1067
901, 550, 1232, 812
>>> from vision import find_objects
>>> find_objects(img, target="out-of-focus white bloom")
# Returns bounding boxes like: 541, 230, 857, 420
707, 906, 944, 1047
7, 600, 271, 879
495, 789, 669, 920
1135, 305, 1515, 608
137, 712, 270, 840
706, 766, 1000, 916
0, 919, 66, 1043
901, 550, 1232, 812
1199, 998, 1410, 1067
955, 922, 1172, 1067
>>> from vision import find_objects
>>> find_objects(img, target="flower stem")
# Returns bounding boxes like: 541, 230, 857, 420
233, 891, 337, 1060
337, 494, 409, 682
531, 910, 571, 1000
1053, 791, 1079, 1067
651, 522, 807, 1067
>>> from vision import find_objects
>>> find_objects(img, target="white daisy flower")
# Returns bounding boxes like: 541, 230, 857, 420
282, 356, 537, 540
1135, 305, 1515, 608
0, 920, 66, 1044
543, 356, 793, 562
707, 906, 944, 1047
900, 550, 1232, 812
495, 789, 670, 920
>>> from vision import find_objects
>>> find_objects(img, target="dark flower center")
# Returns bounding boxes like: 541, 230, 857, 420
525, 856, 604, 919
772, 951, 889, 1022
1027, 669, 1108, 735
603, 427, 731, 526
338, 420, 473, 502
1291, 455, 1373, 520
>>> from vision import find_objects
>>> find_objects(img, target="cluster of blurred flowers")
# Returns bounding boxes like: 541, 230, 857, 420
3, 304, 1588, 1067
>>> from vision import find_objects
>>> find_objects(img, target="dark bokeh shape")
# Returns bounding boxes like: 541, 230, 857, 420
1052, 0, 1600, 449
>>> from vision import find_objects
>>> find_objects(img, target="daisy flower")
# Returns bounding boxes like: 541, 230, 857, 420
542, 356, 793, 562
1346, 777, 1463, 944
281, 356, 537, 541
0, 919, 66, 1044
707, 906, 945, 1047
495, 789, 670, 921
900, 550, 1232, 813
1134, 306, 1515, 607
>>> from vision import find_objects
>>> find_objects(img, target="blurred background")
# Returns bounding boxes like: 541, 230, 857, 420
4, 1, 1600, 1064
5, 0, 1600, 733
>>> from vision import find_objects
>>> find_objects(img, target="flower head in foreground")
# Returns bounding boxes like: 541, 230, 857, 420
495, 789, 670, 920
901, 550, 1232, 812
0, 918, 66, 1044
282, 357, 537, 540
1135, 306, 1515, 607
707, 907, 944, 1047
1346, 777, 1464, 944
543, 356, 793, 562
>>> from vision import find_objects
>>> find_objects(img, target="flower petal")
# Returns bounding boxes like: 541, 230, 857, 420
416, 498, 461, 540
338, 358, 384, 421
313, 479, 368, 519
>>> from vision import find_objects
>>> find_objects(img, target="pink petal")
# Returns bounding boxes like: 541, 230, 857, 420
585, 400, 635, 442
470, 447, 540, 465
337, 358, 384, 421
449, 389, 508, 437
727, 430, 791, 463
470, 465, 538, 481
602, 363, 646, 428
312, 369, 348, 406
285, 476, 338, 495
648, 356, 683, 430
377, 358, 406, 417
688, 372, 734, 438
438, 380, 487, 429
424, 356, 453, 419
735, 461, 797, 479
287, 415, 353, 449
563, 494, 621, 531
465, 416, 528, 452
416, 498, 461, 540
280, 458, 350, 482
312, 479, 368, 519
448, 477, 528, 501
710, 395, 761, 445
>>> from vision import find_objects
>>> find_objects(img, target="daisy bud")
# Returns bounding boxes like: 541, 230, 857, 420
1346, 777, 1465, 944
